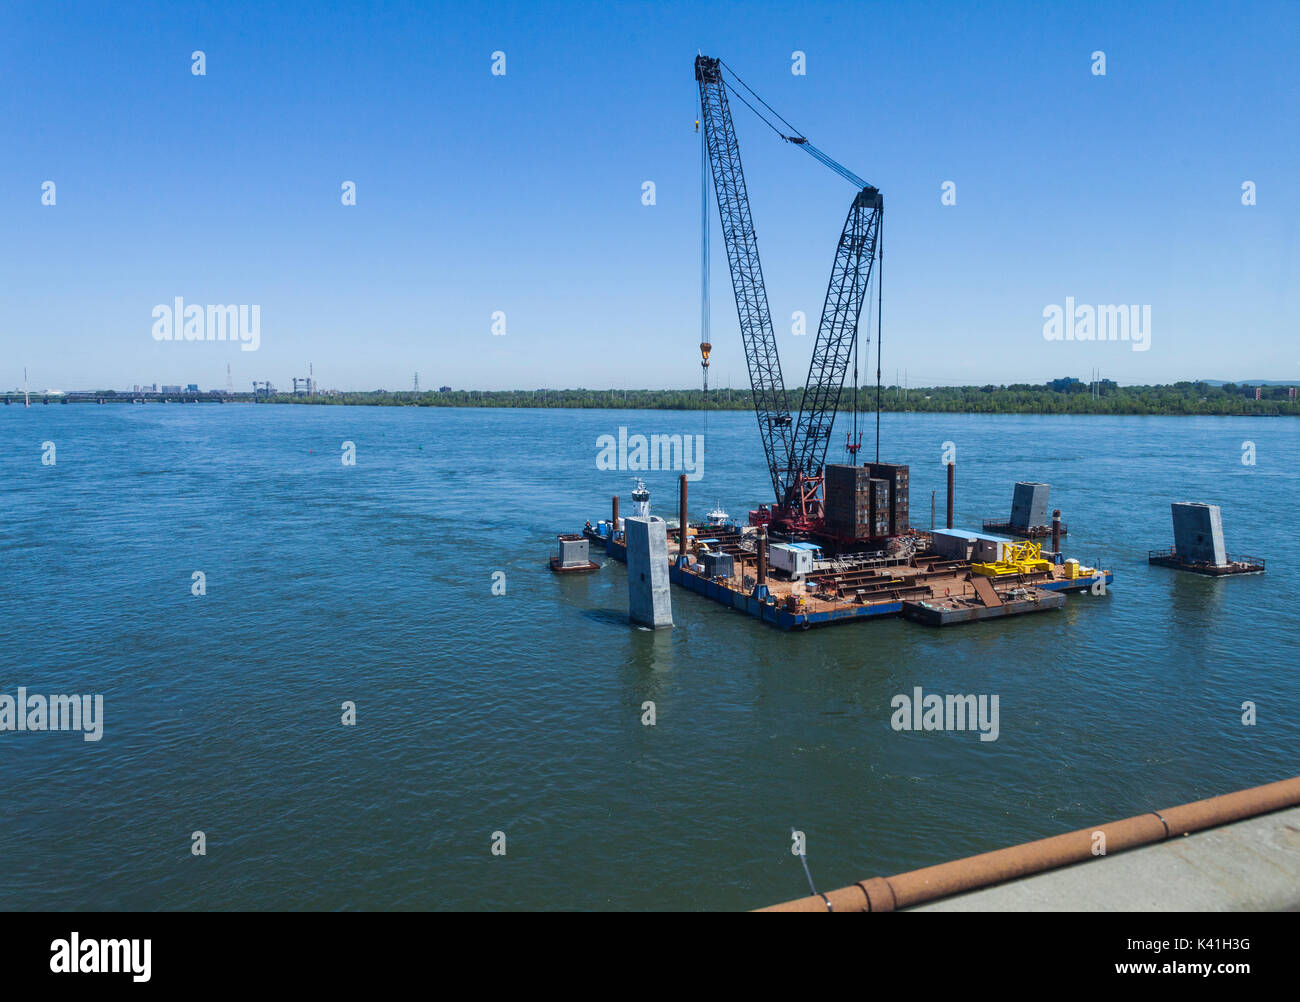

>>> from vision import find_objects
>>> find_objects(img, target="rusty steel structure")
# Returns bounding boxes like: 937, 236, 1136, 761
678, 474, 689, 557
758, 775, 1300, 911
946, 461, 955, 529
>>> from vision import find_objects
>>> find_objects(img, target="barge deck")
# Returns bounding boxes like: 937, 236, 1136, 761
1148, 548, 1265, 576
597, 527, 1110, 631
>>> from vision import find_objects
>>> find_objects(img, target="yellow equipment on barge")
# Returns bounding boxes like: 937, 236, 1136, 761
971, 540, 1055, 577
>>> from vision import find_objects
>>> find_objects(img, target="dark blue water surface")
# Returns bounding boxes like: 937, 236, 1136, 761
1, 404, 1296, 910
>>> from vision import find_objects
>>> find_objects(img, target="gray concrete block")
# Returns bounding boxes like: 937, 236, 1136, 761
557, 536, 590, 567
1010, 482, 1050, 529
1172, 502, 1227, 565
625, 516, 673, 628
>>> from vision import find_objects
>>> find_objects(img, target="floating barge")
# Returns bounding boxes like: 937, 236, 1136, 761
593, 523, 1108, 631
982, 483, 1067, 538
1147, 548, 1265, 577
981, 519, 1067, 539
1147, 502, 1265, 577
901, 584, 1065, 626
567, 467, 1112, 631
548, 534, 601, 574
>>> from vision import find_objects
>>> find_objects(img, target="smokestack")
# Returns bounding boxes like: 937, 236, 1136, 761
612, 495, 619, 532
757, 530, 768, 585
679, 474, 689, 557
946, 462, 955, 530
1052, 509, 1061, 555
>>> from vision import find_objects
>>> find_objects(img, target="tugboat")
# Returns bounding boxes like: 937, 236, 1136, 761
631, 478, 651, 519
583, 477, 651, 544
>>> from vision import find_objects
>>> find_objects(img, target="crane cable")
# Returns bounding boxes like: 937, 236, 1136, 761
875, 213, 883, 463
855, 251, 876, 463
701, 114, 711, 458
718, 60, 868, 189
710, 57, 882, 464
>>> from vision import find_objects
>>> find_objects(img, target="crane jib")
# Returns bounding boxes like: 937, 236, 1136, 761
695, 55, 794, 503
694, 54, 882, 511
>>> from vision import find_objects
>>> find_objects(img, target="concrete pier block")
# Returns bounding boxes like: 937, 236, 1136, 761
557, 535, 590, 568
1171, 502, 1227, 565
625, 515, 673, 628
1010, 482, 1050, 530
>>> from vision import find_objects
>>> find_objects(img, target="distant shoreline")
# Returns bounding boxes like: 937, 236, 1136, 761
10, 381, 1298, 417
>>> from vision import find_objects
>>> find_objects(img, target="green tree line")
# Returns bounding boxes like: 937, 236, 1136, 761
262, 380, 1300, 416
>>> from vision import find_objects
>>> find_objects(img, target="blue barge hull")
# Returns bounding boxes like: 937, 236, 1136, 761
602, 534, 1112, 632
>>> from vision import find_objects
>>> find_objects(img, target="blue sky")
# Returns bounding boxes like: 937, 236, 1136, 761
2, 0, 1297, 392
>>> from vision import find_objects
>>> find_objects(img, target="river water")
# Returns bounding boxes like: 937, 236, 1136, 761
1, 404, 1295, 909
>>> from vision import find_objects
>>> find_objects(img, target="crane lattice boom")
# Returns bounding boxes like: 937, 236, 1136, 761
695, 55, 794, 502
695, 54, 883, 522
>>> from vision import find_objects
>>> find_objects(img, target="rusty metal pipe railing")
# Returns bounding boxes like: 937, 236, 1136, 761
758, 775, 1300, 912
